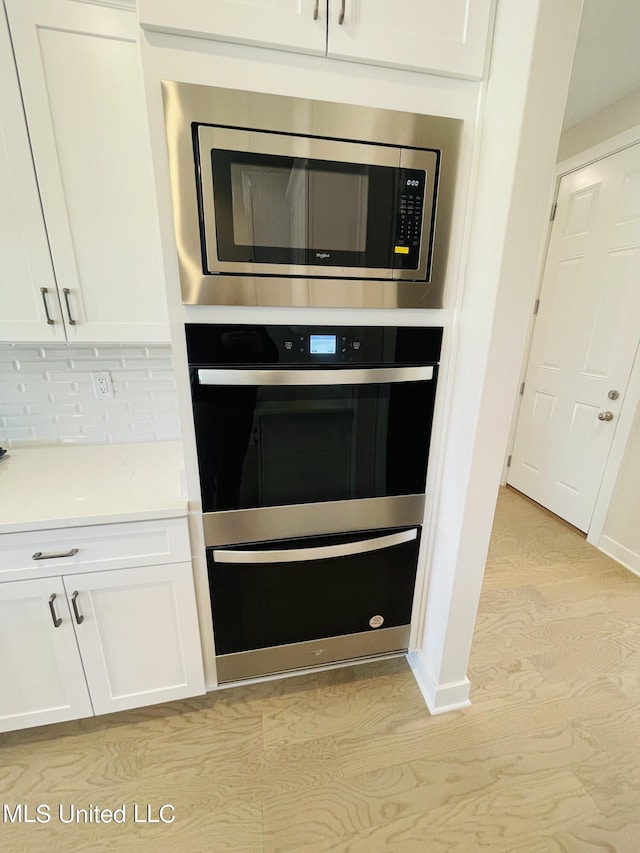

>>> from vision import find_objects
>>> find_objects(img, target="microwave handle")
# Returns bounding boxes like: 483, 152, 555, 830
213, 527, 418, 564
196, 366, 433, 386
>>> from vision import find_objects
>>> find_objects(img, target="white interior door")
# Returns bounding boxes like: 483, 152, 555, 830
508, 143, 640, 532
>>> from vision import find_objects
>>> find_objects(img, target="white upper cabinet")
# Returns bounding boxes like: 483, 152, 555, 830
138, 0, 494, 81
138, 0, 327, 56
3, 0, 169, 343
326, 0, 494, 80
0, 13, 63, 341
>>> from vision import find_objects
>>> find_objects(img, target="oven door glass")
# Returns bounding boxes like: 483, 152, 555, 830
208, 526, 420, 655
191, 366, 437, 513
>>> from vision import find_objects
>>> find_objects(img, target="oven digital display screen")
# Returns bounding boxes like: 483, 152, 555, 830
310, 335, 337, 355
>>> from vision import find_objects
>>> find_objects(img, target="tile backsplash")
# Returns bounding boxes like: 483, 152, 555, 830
0, 343, 181, 447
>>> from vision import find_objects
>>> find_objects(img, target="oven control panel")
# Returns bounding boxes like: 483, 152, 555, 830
283, 333, 361, 359
267, 325, 442, 365
185, 324, 443, 366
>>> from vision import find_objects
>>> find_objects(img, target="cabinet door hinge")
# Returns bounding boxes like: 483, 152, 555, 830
533, 298, 540, 315
550, 202, 557, 221
519, 382, 525, 396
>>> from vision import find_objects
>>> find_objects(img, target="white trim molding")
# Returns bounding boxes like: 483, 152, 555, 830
599, 536, 640, 579
407, 650, 471, 715
556, 122, 640, 178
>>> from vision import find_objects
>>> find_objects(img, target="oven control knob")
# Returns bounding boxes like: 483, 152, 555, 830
369, 615, 384, 629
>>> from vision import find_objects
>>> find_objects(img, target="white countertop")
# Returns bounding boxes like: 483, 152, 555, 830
0, 442, 188, 534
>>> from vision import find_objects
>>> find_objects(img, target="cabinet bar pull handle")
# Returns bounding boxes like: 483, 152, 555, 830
71, 590, 84, 624
313, 0, 319, 20
63, 288, 77, 325
40, 287, 54, 325
33, 548, 79, 561
338, 0, 345, 24
48, 593, 62, 628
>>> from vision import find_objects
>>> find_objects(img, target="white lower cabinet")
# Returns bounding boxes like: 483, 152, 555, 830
64, 563, 205, 717
0, 577, 93, 732
0, 521, 205, 734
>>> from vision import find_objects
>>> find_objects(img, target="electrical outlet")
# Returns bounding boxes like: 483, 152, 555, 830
91, 371, 114, 399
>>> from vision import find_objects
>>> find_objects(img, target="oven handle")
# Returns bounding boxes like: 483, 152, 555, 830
213, 527, 418, 564
196, 366, 433, 386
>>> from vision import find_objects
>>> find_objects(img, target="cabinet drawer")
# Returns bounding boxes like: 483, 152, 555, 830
0, 517, 191, 582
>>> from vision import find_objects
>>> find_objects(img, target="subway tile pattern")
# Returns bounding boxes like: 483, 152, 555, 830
0, 343, 181, 447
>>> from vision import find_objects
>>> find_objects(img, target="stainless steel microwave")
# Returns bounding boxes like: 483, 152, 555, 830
161, 83, 461, 309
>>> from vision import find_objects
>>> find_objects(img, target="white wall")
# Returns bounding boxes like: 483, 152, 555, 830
410, 0, 583, 711
558, 86, 640, 161
601, 399, 640, 575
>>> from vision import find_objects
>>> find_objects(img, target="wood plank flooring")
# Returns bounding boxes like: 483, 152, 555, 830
2, 486, 640, 851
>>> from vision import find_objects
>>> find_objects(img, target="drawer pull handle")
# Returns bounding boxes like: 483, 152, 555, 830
71, 590, 84, 624
48, 593, 62, 628
33, 548, 79, 561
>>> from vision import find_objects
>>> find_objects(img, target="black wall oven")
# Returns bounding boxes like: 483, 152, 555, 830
186, 324, 442, 681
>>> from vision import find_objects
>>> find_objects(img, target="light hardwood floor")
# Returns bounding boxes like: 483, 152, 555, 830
2, 486, 640, 852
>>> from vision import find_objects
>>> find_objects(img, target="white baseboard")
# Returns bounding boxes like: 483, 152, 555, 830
407, 650, 471, 715
599, 535, 640, 578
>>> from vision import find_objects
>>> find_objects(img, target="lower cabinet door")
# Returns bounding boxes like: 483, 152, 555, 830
0, 578, 93, 733
64, 563, 205, 715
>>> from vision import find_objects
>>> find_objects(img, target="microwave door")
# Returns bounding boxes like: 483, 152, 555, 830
197, 126, 402, 279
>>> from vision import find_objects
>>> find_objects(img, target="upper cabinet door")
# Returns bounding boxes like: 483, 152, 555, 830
326, 0, 494, 80
0, 12, 63, 341
138, 0, 327, 56
4, 0, 169, 343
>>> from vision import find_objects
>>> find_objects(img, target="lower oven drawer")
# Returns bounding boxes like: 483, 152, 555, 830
207, 525, 420, 682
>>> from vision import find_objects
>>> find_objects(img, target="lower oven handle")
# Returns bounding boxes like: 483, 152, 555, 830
213, 527, 418, 564
197, 366, 433, 386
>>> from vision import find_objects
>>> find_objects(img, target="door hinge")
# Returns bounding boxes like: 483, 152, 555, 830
519, 382, 525, 396
533, 298, 540, 315
507, 454, 512, 467
550, 202, 557, 221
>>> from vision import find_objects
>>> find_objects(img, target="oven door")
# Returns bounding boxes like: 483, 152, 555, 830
209, 525, 420, 682
192, 365, 437, 519
196, 126, 438, 281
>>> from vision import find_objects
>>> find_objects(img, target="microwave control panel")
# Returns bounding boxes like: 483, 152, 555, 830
393, 169, 426, 269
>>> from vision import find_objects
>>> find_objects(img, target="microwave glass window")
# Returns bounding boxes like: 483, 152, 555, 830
230, 163, 369, 253
210, 149, 399, 270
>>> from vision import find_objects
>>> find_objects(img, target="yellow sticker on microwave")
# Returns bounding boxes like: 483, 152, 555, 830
394, 246, 410, 254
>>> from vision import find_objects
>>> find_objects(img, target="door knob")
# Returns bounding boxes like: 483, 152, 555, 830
597, 411, 614, 421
